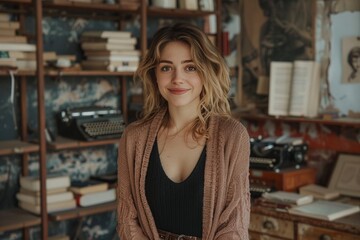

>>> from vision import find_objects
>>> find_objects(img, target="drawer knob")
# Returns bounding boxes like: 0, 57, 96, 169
319, 234, 332, 240
262, 220, 275, 230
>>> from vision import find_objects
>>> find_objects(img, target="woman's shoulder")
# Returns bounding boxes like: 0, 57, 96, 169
214, 115, 247, 134
122, 119, 151, 138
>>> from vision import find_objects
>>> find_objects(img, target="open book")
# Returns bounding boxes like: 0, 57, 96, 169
268, 61, 321, 117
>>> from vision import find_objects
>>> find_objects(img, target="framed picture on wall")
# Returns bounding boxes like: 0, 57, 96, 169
328, 154, 360, 197
239, 0, 316, 110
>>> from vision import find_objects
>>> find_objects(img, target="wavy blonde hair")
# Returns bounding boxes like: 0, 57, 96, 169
134, 22, 231, 140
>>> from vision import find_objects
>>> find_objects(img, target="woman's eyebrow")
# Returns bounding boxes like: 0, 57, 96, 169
158, 60, 193, 64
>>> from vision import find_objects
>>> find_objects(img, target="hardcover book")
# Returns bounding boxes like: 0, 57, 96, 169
69, 180, 108, 195
74, 188, 116, 207
20, 173, 71, 191
81, 31, 132, 39
299, 184, 340, 200
16, 191, 74, 205
19, 199, 76, 215
288, 200, 360, 221
262, 191, 314, 206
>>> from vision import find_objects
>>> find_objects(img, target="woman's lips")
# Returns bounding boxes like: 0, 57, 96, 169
168, 88, 189, 95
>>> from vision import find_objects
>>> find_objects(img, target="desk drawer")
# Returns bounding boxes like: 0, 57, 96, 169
249, 231, 288, 240
297, 223, 359, 240
249, 213, 294, 239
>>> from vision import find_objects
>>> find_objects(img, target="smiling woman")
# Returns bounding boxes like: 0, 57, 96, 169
117, 23, 251, 240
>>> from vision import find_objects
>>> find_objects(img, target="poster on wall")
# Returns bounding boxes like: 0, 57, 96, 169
240, 0, 315, 112
342, 36, 360, 83
329, 12, 360, 115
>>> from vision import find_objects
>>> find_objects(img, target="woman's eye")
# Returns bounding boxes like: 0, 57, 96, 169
160, 66, 172, 72
186, 65, 197, 72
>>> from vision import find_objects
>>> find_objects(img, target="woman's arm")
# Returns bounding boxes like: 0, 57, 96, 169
117, 130, 149, 239
214, 124, 251, 240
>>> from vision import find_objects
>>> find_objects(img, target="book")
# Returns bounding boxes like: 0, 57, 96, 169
0, 29, 16, 36
81, 42, 135, 51
84, 50, 141, 57
19, 199, 76, 214
81, 31, 132, 39
299, 184, 340, 200
179, 0, 198, 10
16, 191, 74, 205
199, 0, 214, 11
0, 13, 11, 21
86, 55, 140, 62
262, 191, 314, 205
19, 187, 68, 197
3, 51, 57, 61
152, 0, 176, 8
288, 200, 360, 221
81, 37, 137, 45
20, 173, 71, 191
0, 43, 36, 51
69, 180, 108, 195
90, 173, 117, 188
16, 60, 37, 70
81, 60, 138, 72
268, 61, 321, 117
0, 21, 20, 29
0, 36, 27, 43
74, 188, 116, 207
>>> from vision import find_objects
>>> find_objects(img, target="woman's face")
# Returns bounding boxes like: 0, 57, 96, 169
155, 41, 203, 110
351, 55, 360, 71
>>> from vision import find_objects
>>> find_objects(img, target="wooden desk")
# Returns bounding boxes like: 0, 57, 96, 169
250, 205, 360, 240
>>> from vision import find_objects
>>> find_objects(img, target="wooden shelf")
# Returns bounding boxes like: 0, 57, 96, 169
233, 112, 360, 127
148, 7, 215, 17
0, 208, 41, 232
45, 70, 134, 77
0, 70, 135, 77
0, 0, 31, 4
0, 140, 39, 156
43, 1, 139, 13
0, 70, 36, 76
47, 136, 119, 151
49, 202, 116, 221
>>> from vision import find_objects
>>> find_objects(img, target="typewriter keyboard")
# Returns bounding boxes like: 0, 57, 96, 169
82, 119, 125, 138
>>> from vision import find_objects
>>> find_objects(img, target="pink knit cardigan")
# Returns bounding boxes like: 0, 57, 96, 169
117, 109, 250, 239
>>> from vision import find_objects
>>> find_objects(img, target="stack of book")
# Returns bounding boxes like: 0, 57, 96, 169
80, 30, 140, 72
0, 13, 57, 70
119, 0, 140, 10
256, 190, 314, 212
69, 179, 116, 207
17, 173, 76, 215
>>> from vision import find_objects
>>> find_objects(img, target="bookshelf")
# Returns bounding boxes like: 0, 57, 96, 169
0, 0, 223, 239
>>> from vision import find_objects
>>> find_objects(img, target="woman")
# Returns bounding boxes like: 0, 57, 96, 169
117, 23, 250, 240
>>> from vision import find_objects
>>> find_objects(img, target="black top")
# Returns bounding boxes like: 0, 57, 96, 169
145, 140, 206, 237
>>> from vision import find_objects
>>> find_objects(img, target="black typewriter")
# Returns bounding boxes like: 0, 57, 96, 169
57, 106, 125, 141
250, 136, 308, 171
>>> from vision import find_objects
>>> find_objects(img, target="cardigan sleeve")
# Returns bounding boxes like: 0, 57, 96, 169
214, 123, 251, 240
117, 128, 150, 239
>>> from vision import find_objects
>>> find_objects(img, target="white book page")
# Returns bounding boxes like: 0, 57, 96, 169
289, 61, 315, 117
268, 62, 293, 116
307, 63, 321, 117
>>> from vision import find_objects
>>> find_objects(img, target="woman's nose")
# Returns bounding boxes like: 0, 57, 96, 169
171, 69, 184, 84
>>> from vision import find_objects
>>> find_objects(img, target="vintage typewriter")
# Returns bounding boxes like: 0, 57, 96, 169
57, 106, 125, 141
250, 136, 308, 171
